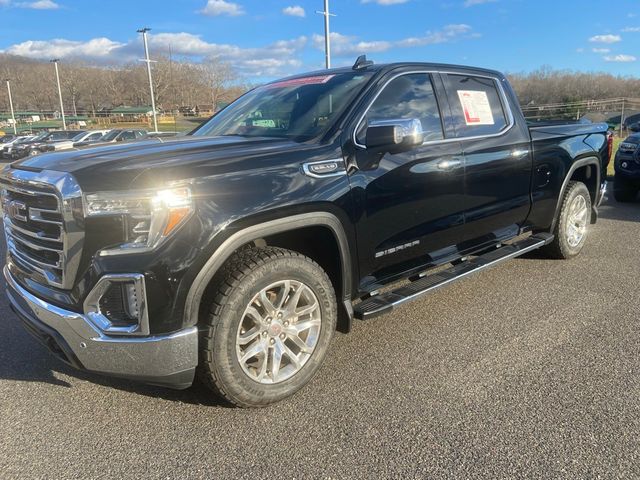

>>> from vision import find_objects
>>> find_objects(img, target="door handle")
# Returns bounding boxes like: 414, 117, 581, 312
437, 158, 462, 170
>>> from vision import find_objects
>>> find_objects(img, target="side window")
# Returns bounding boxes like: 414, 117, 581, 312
88, 133, 102, 140
446, 74, 509, 137
356, 73, 444, 144
121, 131, 136, 140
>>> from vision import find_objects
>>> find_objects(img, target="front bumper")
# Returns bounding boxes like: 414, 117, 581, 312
4, 266, 198, 389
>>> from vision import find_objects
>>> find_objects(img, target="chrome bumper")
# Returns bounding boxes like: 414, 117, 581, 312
4, 266, 198, 389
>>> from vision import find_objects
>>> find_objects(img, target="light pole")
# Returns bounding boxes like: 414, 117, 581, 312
316, 0, 335, 69
4, 79, 17, 135
137, 27, 158, 133
50, 59, 66, 130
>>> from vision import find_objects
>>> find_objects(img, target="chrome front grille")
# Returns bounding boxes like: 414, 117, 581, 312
1, 168, 84, 290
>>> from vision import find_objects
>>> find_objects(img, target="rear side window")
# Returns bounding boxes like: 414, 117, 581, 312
356, 73, 444, 144
445, 74, 509, 137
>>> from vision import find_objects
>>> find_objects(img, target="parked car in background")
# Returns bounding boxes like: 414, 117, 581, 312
0, 134, 17, 144
44, 129, 111, 151
1, 135, 35, 159
74, 128, 146, 147
626, 121, 640, 133
613, 132, 640, 202
3, 132, 49, 160
33, 130, 87, 154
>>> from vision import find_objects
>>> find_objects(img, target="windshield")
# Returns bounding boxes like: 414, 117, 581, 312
101, 130, 121, 141
72, 132, 89, 141
193, 72, 373, 142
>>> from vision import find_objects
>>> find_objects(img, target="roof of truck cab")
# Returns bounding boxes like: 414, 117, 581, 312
269, 62, 505, 84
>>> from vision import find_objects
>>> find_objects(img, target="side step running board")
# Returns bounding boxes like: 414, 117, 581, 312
354, 233, 554, 320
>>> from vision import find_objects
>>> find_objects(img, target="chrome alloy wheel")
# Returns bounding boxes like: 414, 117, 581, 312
236, 280, 321, 384
566, 194, 589, 248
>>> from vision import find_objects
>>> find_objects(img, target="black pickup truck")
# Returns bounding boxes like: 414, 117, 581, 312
1, 59, 610, 407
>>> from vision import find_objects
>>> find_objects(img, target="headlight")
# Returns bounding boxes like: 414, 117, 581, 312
84, 187, 193, 255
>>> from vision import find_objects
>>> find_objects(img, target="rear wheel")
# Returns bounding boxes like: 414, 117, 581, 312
198, 247, 337, 408
542, 181, 591, 259
613, 175, 638, 202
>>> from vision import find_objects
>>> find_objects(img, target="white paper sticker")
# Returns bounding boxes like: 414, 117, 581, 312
457, 90, 495, 126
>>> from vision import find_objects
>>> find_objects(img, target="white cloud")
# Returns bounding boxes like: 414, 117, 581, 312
592, 48, 610, 53
17, 0, 60, 8
604, 54, 637, 62
282, 5, 305, 17
622, 26, 640, 32
361, 0, 410, 4
1, 33, 308, 77
200, 0, 244, 16
5, 37, 123, 59
589, 34, 622, 43
312, 24, 475, 57
464, 0, 496, 6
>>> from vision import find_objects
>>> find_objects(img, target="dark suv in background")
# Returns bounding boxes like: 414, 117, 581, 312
613, 133, 640, 202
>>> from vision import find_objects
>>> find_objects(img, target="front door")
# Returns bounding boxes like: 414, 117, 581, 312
349, 72, 465, 289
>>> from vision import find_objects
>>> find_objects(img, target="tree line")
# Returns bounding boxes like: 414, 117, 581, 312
1, 54, 639, 115
507, 66, 640, 106
0, 53, 246, 116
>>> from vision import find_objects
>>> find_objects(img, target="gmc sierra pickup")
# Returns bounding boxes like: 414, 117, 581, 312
1, 58, 610, 407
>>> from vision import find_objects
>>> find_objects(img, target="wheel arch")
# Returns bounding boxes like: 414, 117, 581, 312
551, 156, 601, 230
184, 212, 354, 333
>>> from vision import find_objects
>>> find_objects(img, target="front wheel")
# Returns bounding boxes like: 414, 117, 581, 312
541, 181, 592, 259
198, 247, 337, 408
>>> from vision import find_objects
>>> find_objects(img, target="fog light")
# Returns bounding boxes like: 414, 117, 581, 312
84, 274, 149, 336
622, 161, 629, 168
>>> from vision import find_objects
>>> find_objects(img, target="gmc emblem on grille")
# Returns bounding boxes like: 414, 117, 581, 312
6, 200, 28, 223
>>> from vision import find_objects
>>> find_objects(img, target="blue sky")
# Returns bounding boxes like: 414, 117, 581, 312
0, 0, 639, 80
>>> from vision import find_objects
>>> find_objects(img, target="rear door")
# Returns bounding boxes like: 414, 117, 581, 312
441, 72, 532, 245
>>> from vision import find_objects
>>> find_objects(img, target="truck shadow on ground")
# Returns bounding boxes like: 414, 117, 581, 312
596, 197, 640, 223
0, 299, 231, 407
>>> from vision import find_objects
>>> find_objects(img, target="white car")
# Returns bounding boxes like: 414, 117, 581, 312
51, 130, 111, 151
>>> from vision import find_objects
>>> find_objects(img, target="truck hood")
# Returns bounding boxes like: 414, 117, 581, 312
11, 135, 305, 191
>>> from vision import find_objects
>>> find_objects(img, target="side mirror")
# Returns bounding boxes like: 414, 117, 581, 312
365, 119, 424, 154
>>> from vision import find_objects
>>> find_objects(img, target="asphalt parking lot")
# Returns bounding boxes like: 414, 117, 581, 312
0, 194, 639, 479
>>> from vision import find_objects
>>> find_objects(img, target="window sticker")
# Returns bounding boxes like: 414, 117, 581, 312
457, 90, 495, 126
266, 75, 335, 89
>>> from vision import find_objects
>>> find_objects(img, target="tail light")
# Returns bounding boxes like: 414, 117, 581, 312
607, 131, 614, 161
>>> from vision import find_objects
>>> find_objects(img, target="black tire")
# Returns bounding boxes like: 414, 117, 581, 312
613, 175, 638, 203
198, 247, 337, 408
541, 181, 591, 260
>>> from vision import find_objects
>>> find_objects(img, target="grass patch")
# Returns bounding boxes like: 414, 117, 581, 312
608, 136, 623, 178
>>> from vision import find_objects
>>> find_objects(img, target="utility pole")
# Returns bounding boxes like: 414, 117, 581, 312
137, 27, 159, 133
5, 79, 17, 135
620, 98, 626, 138
50, 59, 66, 130
316, 0, 335, 69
